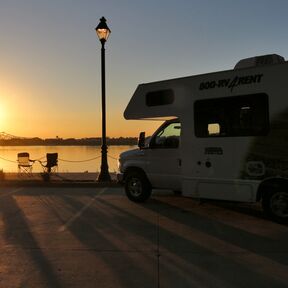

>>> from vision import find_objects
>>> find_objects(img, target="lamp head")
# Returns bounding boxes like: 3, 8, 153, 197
95, 17, 111, 43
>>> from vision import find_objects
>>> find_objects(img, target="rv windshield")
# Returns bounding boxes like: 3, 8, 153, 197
151, 121, 181, 149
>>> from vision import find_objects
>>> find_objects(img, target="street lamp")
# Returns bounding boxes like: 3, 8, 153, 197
95, 17, 111, 182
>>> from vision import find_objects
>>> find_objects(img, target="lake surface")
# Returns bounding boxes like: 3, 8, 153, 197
0, 145, 136, 173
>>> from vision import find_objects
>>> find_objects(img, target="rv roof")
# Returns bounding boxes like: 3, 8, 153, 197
234, 54, 285, 70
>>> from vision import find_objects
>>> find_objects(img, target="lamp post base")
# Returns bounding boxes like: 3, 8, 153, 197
97, 145, 111, 182
97, 170, 111, 182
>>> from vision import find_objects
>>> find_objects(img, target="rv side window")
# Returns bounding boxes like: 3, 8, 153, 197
146, 89, 174, 107
150, 122, 181, 148
194, 93, 269, 137
208, 123, 221, 136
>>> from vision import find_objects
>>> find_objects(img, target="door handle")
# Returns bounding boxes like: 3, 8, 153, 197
205, 161, 212, 168
178, 158, 182, 166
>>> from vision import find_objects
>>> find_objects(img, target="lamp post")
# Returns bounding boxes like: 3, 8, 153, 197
95, 16, 111, 182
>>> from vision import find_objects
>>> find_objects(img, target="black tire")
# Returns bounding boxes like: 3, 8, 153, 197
262, 190, 288, 223
124, 170, 151, 202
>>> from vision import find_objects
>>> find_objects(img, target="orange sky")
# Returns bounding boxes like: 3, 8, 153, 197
0, 59, 162, 138
1, 1, 287, 138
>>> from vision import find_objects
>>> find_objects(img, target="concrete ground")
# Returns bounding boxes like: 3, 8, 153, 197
0, 186, 288, 288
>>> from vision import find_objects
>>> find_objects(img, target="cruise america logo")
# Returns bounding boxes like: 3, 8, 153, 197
199, 74, 263, 92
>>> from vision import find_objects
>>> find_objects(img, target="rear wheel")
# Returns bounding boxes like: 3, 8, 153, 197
124, 171, 151, 202
262, 190, 288, 223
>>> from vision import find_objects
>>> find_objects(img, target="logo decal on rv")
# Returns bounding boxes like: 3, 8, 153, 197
205, 147, 223, 155
199, 74, 263, 92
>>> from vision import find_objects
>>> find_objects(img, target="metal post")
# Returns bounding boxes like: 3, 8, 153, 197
98, 39, 111, 182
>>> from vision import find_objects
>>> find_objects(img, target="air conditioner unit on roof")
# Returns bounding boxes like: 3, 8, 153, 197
234, 54, 285, 70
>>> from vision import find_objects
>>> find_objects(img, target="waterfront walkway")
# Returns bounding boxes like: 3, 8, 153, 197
0, 172, 119, 186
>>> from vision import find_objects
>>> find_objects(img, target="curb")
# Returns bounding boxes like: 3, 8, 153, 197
0, 180, 121, 188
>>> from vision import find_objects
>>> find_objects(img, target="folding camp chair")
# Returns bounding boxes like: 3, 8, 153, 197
17, 152, 34, 176
41, 153, 58, 173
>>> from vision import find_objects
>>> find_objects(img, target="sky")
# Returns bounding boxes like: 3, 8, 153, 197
1, 0, 288, 138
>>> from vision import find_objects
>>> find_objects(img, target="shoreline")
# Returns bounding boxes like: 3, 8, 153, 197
0, 138, 138, 146
0, 143, 137, 146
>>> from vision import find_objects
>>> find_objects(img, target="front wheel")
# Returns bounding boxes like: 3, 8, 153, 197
124, 171, 151, 202
262, 190, 288, 223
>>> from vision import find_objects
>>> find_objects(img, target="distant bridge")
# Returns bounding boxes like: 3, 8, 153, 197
0, 132, 28, 140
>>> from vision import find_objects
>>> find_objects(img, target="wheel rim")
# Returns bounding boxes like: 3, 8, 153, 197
270, 192, 288, 218
127, 177, 142, 197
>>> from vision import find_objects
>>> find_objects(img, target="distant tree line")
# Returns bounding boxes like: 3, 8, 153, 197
0, 137, 138, 146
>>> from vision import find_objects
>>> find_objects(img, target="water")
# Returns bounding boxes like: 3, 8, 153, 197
0, 145, 136, 173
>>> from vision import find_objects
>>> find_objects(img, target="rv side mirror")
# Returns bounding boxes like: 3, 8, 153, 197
138, 132, 146, 149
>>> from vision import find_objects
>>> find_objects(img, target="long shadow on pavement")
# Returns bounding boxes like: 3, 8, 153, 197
6, 187, 288, 288
49, 192, 158, 288
0, 193, 62, 288
97, 196, 288, 288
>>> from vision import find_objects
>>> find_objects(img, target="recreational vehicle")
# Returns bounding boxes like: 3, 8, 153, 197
118, 54, 288, 222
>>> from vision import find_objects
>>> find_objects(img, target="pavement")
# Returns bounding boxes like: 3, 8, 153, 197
0, 186, 288, 288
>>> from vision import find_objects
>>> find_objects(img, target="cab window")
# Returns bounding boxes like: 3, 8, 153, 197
150, 122, 181, 148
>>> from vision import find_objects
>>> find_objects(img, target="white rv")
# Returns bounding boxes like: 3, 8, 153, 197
118, 54, 288, 222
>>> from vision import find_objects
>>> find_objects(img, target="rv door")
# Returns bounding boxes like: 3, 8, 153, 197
145, 120, 181, 190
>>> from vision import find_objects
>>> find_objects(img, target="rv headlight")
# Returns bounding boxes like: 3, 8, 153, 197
117, 158, 121, 171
